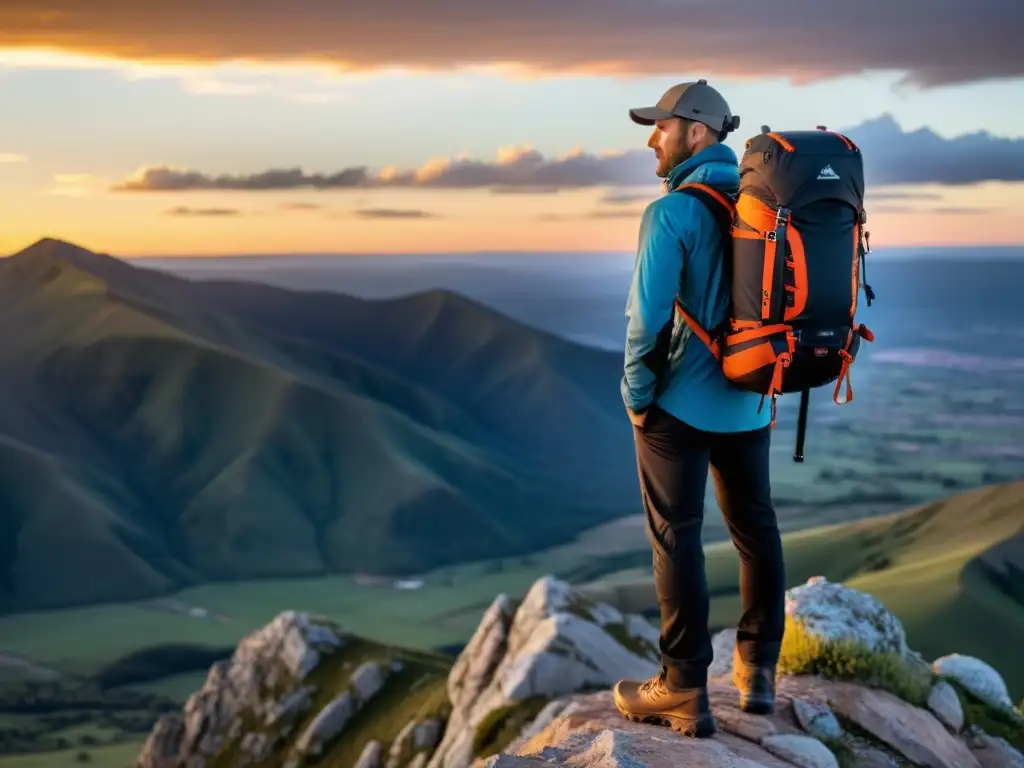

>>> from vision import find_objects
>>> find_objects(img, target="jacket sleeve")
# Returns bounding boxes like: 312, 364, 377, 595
621, 200, 685, 413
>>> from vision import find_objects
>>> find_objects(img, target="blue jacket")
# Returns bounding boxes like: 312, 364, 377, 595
621, 142, 771, 433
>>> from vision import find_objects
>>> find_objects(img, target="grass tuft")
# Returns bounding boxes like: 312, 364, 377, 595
778, 617, 931, 707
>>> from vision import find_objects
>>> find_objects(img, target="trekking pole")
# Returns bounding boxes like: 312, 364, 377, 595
793, 388, 810, 462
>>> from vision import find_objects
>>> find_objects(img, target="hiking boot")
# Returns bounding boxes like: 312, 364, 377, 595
613, 668, 716, 737
732, 647, 776, 714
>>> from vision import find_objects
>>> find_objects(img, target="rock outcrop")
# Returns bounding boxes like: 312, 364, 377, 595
135, 575, 1024, 768
934, 654, 1019, 714
427, 575, 661, 768
784, 576, 908, 657
136, 610, 344, 767
135, 610, 450, 768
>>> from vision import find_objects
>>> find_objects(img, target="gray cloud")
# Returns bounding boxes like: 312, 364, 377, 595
600, 191, 657, 206
537, 209, 645, 221
165, 206, 241, 216
118, 166, 369, 192
0, 1, 1015, 87
846, 116, 1024, 185
932, 206, 1001, 214
871, 204, 999, 215
864, 191, 944, 202
353, 208, 440, 219
115, 114, 1024, 196
279, 201, 325, 211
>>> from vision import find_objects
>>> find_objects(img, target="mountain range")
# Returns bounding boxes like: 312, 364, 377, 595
0, 238, 635, 614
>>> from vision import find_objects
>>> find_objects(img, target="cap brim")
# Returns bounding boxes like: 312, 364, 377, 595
629, 106, 675, 125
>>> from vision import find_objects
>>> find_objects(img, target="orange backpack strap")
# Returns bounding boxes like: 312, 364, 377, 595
670, 182, 736, 362
674, 300, 721, 360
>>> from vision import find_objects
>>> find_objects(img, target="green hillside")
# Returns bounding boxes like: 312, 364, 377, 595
581, 481, 1024, 697
0, 238, 635, 614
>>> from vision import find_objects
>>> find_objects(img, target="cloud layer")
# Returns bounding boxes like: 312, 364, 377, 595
0, 1, 1016, 87
112, 115, 1024, 197
165, 206, 241, 217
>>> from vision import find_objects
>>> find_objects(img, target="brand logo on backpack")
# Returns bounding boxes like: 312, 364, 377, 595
817, 164, 840, 180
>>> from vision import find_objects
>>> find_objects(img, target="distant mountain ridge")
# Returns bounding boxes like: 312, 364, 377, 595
0, 238, 634, 614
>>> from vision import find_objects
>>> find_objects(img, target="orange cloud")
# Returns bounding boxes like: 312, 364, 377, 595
108, 116, 1024, 195
0, 1, 1014, 87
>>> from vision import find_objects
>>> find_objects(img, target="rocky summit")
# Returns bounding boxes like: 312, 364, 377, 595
136, 575, 1024, 768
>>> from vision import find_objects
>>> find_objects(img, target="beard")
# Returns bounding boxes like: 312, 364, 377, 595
655, 137, 695, 178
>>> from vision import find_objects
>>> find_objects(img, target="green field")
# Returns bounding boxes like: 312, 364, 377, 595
0, 742, 142, 768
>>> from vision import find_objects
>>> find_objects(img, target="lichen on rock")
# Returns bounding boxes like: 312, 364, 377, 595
785, 576, 908, 658
934, 654, 1016, 713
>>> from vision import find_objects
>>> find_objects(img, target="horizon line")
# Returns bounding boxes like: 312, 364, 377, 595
128, 243, 1024, 260
5, 237, 1024, 261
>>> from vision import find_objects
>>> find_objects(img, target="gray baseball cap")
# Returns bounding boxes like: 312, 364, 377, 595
629, 79, 740, 134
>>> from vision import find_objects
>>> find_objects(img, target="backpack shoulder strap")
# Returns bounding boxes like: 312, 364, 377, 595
669, 182, 736, 361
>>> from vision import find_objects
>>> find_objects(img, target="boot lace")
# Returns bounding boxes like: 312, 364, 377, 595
639, 666, 668, 695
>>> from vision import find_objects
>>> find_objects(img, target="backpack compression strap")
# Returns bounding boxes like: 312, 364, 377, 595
670, 182, 735, 361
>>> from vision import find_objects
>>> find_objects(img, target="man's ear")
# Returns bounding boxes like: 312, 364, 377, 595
689, 120, 708, 144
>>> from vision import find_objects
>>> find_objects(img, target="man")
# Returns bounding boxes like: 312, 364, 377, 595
613, 80, 786, 738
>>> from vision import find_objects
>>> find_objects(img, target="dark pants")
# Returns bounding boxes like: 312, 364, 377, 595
633, 404, 785, 689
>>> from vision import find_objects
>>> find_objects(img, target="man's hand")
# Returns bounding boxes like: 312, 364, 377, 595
627, 407, 647, 429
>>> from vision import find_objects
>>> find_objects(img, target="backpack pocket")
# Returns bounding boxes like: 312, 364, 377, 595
721, 323, 794, 394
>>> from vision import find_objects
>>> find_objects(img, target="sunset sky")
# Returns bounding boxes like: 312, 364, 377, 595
0, 1, 1018, 256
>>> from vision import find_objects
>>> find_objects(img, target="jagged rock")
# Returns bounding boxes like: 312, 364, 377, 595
135, 714, 185, 768
427, 576, 660, 768
387, 720, 418, 768
414, 718, 444, 750
354, 740, 383, 768
846, 740, 902, 767
295, 691, 356, 756
927, 680, 965, 733
963, 726, 1024, 767
934, 654, 1015, 712
265, 685, 315, 727
785, 576, 908, 657
514, 702, 566, 741
481, 756, 547, 768
136, 611, 342, 768
791, 698, 843, 740
510, 690, 798, 767
761, 734, 839, 768
823, 680, 981, 768
351, 661, 387, 702
240, 730, 270, 762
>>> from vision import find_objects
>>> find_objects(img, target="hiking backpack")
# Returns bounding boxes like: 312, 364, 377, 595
674, 126, 876, 461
